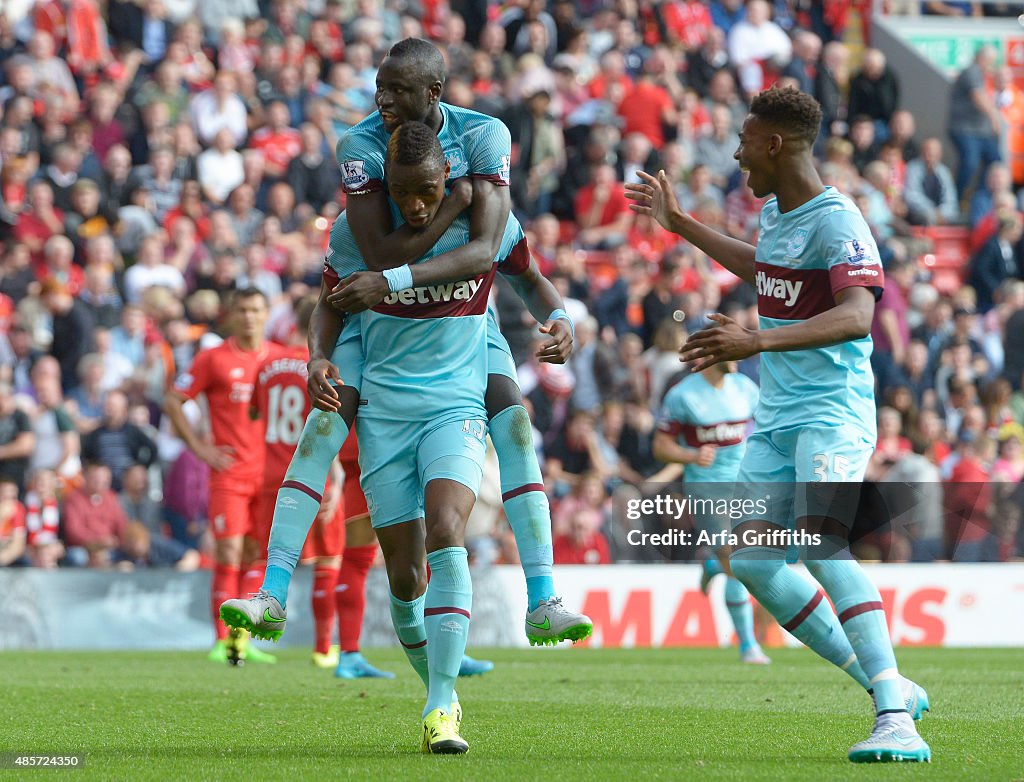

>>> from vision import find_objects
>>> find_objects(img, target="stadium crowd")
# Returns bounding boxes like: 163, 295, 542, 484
0, 0, 1023, 572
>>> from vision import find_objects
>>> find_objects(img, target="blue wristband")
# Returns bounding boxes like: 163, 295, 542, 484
549, 308, 574, 337
382, 264, 414, 293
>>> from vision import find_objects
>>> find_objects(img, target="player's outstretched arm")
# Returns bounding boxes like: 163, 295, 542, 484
681, 288, 875, 371
345, 184, 472, 272
308, 279, 346, 413
625, 170, 757, 285
504, 257, 574, 364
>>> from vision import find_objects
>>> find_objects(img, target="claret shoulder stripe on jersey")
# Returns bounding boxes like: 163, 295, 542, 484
829, 262, 885, 300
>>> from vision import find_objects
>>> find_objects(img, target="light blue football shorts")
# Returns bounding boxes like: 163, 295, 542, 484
356, 414, 488, 528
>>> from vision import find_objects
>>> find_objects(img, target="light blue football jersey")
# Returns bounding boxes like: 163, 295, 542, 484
323, 209, 526, 424
657, 372, 759, 482
752, 187, 884, 437
336, 102, 511, 196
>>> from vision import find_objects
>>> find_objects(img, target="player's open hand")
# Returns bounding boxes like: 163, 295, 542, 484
308, 358, 343, 412
624, 170, 681, 233
328, 271, 390, 313
680, 313, 760, 371
195, 442, 236, 472
536, 318, 573, 364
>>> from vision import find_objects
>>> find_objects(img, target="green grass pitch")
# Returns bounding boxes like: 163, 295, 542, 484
2, 647, 1021, 780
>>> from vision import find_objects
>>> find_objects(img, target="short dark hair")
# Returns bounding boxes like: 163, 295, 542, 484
230, 287, 268, 308
387, 37, 446, 87
386, 121, 445, 170
749, 86, 822, 146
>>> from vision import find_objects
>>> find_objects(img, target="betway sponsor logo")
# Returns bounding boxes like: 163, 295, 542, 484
695, 422, 746, 444
756, 271, 803, 307
383, 279, 483, 306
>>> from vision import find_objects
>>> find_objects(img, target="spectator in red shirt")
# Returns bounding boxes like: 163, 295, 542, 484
944, 432, 994, 561
587, 49, 633, 102
0, 476, 27, 566
553, 507, 611, 564
14, 180, 65, 267
62, 461, 128, 568
618, 66, 677, 148
249, 100, 302, 180
574, 163, 634, 249
663, 0, 714, 52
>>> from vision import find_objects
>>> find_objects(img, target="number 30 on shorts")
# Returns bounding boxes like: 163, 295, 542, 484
811, 453, 851, 482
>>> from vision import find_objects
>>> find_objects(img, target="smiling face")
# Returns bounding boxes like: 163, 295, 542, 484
386, 158, 450, 228
733, 115, 778, 198
375, 57, 441, 133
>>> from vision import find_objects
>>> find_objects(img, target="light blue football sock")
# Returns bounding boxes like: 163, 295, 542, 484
389, 592, 429, 689
731, 549, 870, 689
807, 556, 903, 712
704, 558, 725, 579
489, 405, 555, 609
263, 410, 349, 606
724, 577, 758, 653
423, 547, 472, 717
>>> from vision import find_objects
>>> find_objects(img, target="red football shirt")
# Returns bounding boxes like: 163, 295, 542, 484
249, 127, 302, 173
172, 338, 280, 486
251, 344, 311, 487
618, 81, 674, 147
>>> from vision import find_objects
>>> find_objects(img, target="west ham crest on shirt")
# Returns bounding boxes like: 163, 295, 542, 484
445, 149, 468, 177
786, 227, 809, 257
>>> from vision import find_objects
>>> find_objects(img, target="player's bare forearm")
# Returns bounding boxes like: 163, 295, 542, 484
670, 211, 757, 284
310, 280, 345, 361
346, 189, 467, 272
410, 237, 494, 285
652, 431, 697, 465
756, 288, 875, 352
506, 258, 573, 362
505, 260, 565, 327
406, 179, 512, 286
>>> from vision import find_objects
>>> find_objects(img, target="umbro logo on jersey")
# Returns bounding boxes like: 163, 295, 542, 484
230, 367, 245, 379
756, 271, 803, 307
382, 279, 483, 306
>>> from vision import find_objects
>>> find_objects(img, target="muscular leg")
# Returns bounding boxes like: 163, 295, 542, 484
377, 519, 429, 687
485, 375, 554, 609
729, 521, 871, 689
263, 388, 360, 606
422, 479, 475, 716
